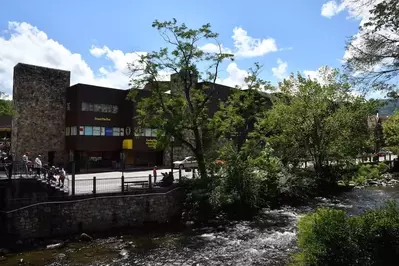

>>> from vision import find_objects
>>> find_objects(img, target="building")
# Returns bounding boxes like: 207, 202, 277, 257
11, 63, 259, 173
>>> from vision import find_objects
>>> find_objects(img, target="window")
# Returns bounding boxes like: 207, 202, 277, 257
84, 126, 93, 136
71, 126, 77, 136
82, 102, 89, 111
112, 105, 118, 114
151, 129, 157, 137
105, 127, 113, 136
81, 102, 119, 114
100, 127, 105, 136
93, 127, 101, 136
113, 127, 120, 136
79, 126, 85, 135
120, 128, 125, 136
65, 127, 70, 136
145, 128, 152, 137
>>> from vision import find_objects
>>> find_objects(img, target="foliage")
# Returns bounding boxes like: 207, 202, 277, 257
292, 201, 399, 266
128, 19, 233, 179
0, 92, 13, 116
344, 0, 399, 91
351, 162, 389, 185
382, 110, 399, 148
211, 63, 273, 151
258, 67, 378, 181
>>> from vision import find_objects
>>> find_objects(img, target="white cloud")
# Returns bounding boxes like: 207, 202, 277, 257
200, 27, 278, 58
0, 21, 249, 97
0, 21, 150, 96
321, 1, 346, 18
272, 59, 288, 80
218, 62, 249, 88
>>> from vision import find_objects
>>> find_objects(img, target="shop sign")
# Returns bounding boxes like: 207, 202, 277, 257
105, 127, 113, 136
94, 117, 111, 121
146, 139, 157, 149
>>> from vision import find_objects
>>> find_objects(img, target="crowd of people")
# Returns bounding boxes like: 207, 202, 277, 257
0, 151, 67, 188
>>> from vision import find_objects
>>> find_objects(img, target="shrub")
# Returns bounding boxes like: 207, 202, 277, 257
292, 201, 399, 266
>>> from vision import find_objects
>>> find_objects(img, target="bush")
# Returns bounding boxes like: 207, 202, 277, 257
292, 201, 399, 266
351, 162, 389, 185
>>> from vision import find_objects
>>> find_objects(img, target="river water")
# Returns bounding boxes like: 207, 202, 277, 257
3, 186, 399, 266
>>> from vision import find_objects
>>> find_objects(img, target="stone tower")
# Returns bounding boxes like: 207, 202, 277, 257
11, 63, 70, 165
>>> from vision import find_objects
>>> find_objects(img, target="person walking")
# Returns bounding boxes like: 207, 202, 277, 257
34, 155, 42, 178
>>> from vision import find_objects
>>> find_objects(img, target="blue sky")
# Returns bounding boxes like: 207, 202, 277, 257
0, 0, 375, 96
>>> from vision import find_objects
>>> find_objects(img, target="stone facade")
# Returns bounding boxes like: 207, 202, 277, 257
11, 63, 70, 165
2, 188, 182, 240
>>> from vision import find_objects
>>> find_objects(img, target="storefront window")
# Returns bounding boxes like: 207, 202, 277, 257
113, 128, 120, 136
93, 127, 101, 136
101, 127, 105, 136
151, 129, 157, 137
105, 127, 113, 136
145, 128, 152, 137
71, 126, 77, 136
79, 126, 85, 135
65, 127, 70, 136
84, 126, 93, 136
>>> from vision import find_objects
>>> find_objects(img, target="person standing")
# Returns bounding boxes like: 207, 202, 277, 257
153, 165, 157, 184
6, 153, 13, 179
34, 155, 42, 178
22, 152, 29, 176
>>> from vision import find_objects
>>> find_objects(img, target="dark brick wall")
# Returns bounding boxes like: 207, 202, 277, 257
11, 63, 70, 165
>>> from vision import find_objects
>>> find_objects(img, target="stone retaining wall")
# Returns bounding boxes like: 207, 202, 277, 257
2, 188, 182, 241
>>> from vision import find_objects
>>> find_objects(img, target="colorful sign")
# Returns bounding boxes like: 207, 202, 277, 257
105, 127, 113, 136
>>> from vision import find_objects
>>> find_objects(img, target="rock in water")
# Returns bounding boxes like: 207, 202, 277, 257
79, 233, 93, 242
46, 243, 64, 249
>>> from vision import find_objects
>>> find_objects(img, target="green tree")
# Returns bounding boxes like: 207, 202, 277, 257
382, 110, 399, 152
0, 92, 13, 116
258, 67, 377, 178
211, 63, 273, 152
345, 0, 399, 91
128, 19, 233, 179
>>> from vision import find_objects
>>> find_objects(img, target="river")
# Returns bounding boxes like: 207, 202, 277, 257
2, 185, 399, 266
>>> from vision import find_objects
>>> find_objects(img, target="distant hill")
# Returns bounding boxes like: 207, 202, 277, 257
378, 99, 399, 117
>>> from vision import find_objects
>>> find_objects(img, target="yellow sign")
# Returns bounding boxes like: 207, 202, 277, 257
146, 139, 157, 149
122, 139, 133, 149
94, 117, 111, 121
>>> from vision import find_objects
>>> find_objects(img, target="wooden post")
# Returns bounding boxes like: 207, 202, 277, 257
71, 161, 76, 196
148, 174, 153, 189
121, 174, 125, 193
93, 176, 96, 194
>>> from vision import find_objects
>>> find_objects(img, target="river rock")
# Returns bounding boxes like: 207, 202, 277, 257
79, 233, 93, 242
46, 242, 64, 250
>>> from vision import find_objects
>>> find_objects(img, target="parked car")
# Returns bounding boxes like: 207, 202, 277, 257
375, 150, 393, 157
173, 156, 198, 169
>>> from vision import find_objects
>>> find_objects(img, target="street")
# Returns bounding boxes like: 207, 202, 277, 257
70, 168, 194, 195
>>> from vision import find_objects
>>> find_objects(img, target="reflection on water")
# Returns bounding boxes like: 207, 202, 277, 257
3, 186, 399, 266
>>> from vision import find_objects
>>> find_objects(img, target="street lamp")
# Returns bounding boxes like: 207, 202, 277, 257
170, 136, 175, 174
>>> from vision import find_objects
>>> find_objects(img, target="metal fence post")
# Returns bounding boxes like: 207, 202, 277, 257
179, 167, 182, 182
149, 174, 153, 189
121, 174, 125, 193
93, 176, 96, 194
71, 161, 76, 196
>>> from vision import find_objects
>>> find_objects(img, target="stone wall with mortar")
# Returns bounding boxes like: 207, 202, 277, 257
2, 188, 182, 240
12, 63, 70, 165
